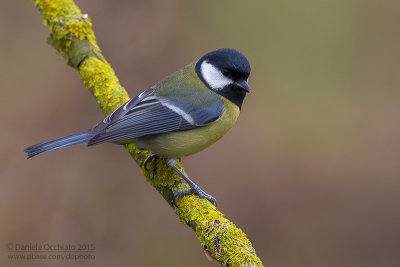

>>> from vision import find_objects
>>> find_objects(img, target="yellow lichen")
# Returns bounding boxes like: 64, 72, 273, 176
78, 57, 129, 115
35, 0, 99, 54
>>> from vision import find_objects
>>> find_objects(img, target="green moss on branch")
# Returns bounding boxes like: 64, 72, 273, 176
34, 0, 263, 266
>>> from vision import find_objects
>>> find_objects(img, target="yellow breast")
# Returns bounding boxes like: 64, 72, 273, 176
132, 97, 240, 158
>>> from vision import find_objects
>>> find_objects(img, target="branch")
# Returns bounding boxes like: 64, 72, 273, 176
33, 1, 263, 266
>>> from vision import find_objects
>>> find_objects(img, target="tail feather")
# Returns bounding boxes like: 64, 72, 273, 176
24, 132, 97, 159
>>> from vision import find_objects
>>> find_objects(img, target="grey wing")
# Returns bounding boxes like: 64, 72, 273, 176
88, 94, 223, 145
89, 87, 156, 133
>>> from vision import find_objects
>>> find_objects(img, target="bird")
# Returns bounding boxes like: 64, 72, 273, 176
24, 48, 251, 206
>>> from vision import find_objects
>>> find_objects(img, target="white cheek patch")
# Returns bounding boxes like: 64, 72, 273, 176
201, 61, 233, 90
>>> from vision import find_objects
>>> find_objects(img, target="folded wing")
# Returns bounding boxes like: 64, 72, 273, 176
88, 93, 223, 145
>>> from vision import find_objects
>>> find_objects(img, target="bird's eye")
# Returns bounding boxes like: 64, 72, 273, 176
221, 69, 231, 77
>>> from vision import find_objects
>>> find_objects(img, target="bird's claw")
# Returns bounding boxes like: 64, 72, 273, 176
144, 154, 158, 172
173, 187, 217, 207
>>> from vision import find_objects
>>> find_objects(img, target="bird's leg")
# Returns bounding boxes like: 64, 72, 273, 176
165, 158, 217, 206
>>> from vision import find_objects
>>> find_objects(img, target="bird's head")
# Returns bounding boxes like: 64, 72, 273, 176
195, 48, 251, 108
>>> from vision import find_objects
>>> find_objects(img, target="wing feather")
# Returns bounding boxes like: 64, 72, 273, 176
88, 95, 223, 146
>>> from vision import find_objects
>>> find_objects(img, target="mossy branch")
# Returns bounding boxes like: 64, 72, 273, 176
33, 0, 263, 266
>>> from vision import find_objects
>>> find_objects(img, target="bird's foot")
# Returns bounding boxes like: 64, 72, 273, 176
144, 154, 159, 172
165, 158, 218, 207
173, 186, 217, 207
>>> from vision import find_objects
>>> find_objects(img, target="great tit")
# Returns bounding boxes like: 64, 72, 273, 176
25, 48, 251, 206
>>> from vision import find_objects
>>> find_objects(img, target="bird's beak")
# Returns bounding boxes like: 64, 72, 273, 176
236, 79, 251, 93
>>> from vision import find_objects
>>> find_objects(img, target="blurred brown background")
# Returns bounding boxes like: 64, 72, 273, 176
1, 0, 400, 266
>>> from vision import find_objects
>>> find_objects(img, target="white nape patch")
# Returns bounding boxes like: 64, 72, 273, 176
160, 101, 195, 125
201, 61, 233, 90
